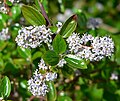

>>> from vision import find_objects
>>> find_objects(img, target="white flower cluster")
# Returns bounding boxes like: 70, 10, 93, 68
87, 18, 102, 30
66, 32, 81, 53
28, 59, 57, 96
67, 33, 114, 61
0, 28, 10, 40
57, 59, 66, 67
15, 25, 53, 48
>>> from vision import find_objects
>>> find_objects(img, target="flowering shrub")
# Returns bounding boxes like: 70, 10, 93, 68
0, 0, 120, 101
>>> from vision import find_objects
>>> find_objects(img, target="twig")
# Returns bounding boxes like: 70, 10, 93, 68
100, 23, 119, 33
28, 96, 46, 101
37, 0, 51, 26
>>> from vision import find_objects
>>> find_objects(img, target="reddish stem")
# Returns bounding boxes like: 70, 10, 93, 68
37, 0, 51, 26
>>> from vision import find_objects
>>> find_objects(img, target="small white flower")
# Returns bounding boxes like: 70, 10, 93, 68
57, 59, 66, 67
56, 22, 62, 33
45, 72, 57, 81
56, 22, 62, 28
0, 6, 8, 14
0, 28, 10, 40
38, 59, 48, 70
110, 72, 118, 80
80, 33, 94, 45
0, 97, 3, 100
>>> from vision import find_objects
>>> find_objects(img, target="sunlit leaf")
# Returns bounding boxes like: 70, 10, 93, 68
43, 50, 59, 66
22, 5, 46, 25
59, 15, 77, 38
47, 81, 57, 101
52, 34, 67, 54
65, 54, 87, 69
0, 76, 11, 99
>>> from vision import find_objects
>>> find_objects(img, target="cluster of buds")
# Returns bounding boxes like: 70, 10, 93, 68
0, 28, 10, 40
67, 33, 114, 61
15, 25, 53, 48
28, 59, 57, 96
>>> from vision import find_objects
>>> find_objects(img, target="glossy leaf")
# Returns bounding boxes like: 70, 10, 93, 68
111, 35, 120, 65
0, 76, 11, 99
0, 41, 8, 52
76, 10, 87, 29
52, 34, 67, 54
62, 64, 74, 78
47, 81, 57, 101
6, 0, 13, 6
17, 47, 31, 60
13, 59, 30, 65
43, 50, 59, 66
22, 5, 46, 25
49, 26, 58, 33
65, 54, 87, 69
0, 58, 4, 71
59, 15, 77, 38
32, 51, 42, 61
35, 0, 48, 13
11, 5, 21, 20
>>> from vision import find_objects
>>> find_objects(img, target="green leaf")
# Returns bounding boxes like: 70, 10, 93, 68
0, 58, 4, 72
43, 50, 59, 66
59, 15, 77, 38
47, 81, 57, 101
17, 47, 31, 60
57, 96, 72, 101
49, 26, 58, 33
0, 76, 11, 99
88, 85, 103, 101
76, 10, 87, 29
22, 5, 46, 25
6, 0, 13, 6
11, 5, 21, 20
52, 34, 67, 54
32, 51, 42, 61
111, 35, 120, 65
0, 41, 8, 52
13, 59, 30, 65
35, 0, 48, 13
65, 54, 87, 69
62, 64, 74, 78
